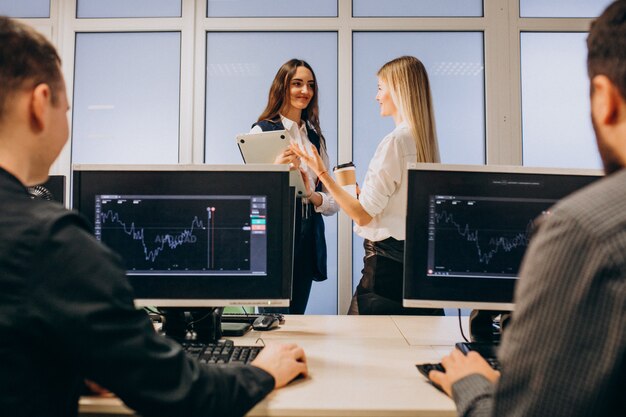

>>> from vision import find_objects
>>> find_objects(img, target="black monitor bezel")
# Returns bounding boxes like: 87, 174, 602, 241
72, 165, 293, 307
403, 164, 602, 310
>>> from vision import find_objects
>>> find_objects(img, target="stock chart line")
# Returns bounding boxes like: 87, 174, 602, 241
435, 209, 530, 265
100, 209, 206, 263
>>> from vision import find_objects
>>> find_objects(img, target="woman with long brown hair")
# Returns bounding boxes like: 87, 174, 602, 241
292, 55, 443, 315
250, 58, 338, 314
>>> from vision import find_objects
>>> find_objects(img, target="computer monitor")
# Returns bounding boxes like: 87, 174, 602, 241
29, 175, 66, 204
72, 164, 294, 340
403, 164, 602, 315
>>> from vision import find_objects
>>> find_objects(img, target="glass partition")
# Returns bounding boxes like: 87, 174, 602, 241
77, 0, 181, 18
0, 0, 49, 18
353, 0, 482, 17
521, 32, 600, 169
207, 0, 337, 17
72, 32, 181, 164
520, 0, 613, 18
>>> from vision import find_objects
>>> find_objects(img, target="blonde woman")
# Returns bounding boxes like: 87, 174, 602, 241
292, 56, 442, 315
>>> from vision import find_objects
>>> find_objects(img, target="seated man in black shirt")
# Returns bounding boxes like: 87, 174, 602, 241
0, 16, 307, 417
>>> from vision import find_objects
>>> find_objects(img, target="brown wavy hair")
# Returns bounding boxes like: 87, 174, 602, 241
257, 58, 326, 154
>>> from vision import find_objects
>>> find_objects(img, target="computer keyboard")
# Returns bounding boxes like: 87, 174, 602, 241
455, 342, 501, 370
416, 342, 501, 392
181, 339, 263, 365
222, 312, 285, 325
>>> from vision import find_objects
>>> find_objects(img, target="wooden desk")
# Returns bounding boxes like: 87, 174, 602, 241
80, 315, 468, 417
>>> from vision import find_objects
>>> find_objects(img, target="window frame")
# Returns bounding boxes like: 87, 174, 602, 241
38, 0, 599, 314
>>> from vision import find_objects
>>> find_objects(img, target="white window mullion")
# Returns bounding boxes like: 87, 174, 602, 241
191, 0, 207, 163
484, 0, 520, 165
179, 0, 196, 164
337, 0, 353, 314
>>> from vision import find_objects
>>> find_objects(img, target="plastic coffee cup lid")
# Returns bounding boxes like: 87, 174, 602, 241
334, 162, 355, 171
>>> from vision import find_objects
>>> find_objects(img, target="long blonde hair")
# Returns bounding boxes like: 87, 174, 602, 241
377, 56, 440, 163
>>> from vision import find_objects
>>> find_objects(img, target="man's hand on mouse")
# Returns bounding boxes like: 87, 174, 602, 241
428, 349, 500, 397
251, 343, 308, 388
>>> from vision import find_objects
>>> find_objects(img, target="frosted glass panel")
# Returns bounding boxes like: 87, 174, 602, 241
521, 33, 600, 169
72, 32, 180, 164
77, 0, 181, 18
206, 32, 338, 314
352, 32, 485, 291
353, 0, 482, 17
0, 0, 49, 17
520, 0, 613, 18
207, 0, 337, 17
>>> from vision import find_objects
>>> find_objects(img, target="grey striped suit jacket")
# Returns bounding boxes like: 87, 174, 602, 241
451, 168, 626, 417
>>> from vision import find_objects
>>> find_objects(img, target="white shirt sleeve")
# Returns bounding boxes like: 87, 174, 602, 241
249, 125, 263, 134
358, 133, 403, 218
314, 147, 339, 216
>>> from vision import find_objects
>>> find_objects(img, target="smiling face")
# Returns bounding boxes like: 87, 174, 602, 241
286, 66, 315, 112
376, 77, 397, 118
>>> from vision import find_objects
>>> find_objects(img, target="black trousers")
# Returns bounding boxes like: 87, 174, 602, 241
348, 238, 444, 316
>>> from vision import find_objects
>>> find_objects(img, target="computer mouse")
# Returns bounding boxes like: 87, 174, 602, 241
252, 315, 280, 331
416, 363, 445, 393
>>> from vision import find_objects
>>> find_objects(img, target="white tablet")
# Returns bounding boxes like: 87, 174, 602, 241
236, 130, 290, 164
236, 130, 308, 197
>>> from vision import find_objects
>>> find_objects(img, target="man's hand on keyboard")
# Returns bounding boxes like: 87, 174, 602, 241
251, 343, 308, 388
84, 380, 114, 397
429, 349, 501, 397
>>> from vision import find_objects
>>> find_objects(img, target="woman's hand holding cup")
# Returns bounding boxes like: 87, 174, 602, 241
333, 162, 357, 198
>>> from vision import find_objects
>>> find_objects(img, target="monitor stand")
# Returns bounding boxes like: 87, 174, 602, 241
468, 310, 511, 344
457, 310, 512, 359
159, 307, 250, 343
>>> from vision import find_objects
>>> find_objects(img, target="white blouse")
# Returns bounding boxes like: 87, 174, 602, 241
354, 122, 417, 242
250, 115, 339, 216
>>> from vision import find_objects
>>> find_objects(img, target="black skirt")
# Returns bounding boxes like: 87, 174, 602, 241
348, 238, 443, 316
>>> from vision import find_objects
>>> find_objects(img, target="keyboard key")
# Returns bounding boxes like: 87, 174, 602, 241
181, 339, 263, 365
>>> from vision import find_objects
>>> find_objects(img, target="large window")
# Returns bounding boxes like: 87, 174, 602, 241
520, 0, 613, 18
353, 0, 483, 17
0, 0, 49, 18
521, 32, 600, 169
205, 31, 338, 314
76, 0, 181, 18
72, 32, 181, 164
206, 0, 337, 17
34, 0, 610, 314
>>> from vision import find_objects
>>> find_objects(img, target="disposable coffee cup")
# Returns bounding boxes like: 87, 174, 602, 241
333, 162, 357, 198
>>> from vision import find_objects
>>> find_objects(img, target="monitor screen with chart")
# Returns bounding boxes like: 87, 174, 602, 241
72, 165, 293, 307
403, 164, 602, 311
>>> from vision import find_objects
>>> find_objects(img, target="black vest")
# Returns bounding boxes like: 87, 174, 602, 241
252, 118, 328, 282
